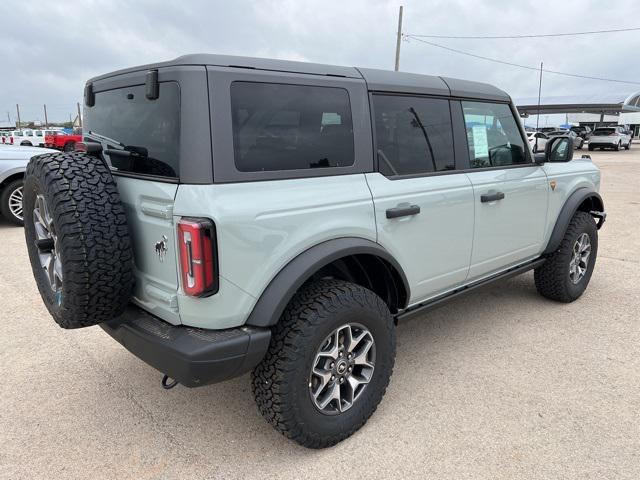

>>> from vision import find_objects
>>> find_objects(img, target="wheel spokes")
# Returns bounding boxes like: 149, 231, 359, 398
33, 194, 62, 293
569, 233, 592, 284
309, 322, 376, 415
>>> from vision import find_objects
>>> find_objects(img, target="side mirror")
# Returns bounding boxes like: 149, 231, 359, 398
544, 136, 574, 163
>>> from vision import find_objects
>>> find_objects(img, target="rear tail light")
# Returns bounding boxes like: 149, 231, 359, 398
10, 136, 13, 144
177, 217, 218, 297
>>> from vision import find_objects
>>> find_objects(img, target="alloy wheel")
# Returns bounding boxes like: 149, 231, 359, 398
33, 194, 63, 299
8, 185, 23, 221
309, 323, 376, 415
569, 233, 591, 284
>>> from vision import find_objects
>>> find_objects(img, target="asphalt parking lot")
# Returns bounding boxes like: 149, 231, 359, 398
1, 146, 639, 480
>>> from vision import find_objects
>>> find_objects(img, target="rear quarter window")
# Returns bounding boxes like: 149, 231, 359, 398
84, 82, 180, 178
230, 82, 355, 172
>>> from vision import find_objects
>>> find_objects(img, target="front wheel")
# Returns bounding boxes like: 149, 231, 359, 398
0, 179, 24, 226
535, 211, 598, 302
614, 141, 621, 151
252, 279, 396, 448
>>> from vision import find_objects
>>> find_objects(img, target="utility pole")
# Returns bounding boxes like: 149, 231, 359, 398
394, 6, 403, 71
16, 104, 21, 129
76, 102, 83, 128
535, 62, 543, 150
43, 104, 49, 128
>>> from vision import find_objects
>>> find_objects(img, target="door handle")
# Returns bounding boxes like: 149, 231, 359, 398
386, 204, 421, 219
480, 192, 505, 203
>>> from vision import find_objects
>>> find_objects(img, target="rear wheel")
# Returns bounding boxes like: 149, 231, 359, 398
588, 145, 594, 151
62, 141, 76, 152
252, 279, 396, 448
614, 141, 621, 151
535, 211, 598, 303
0, 179, 24, 226
577, 140, 584, 150
20, 141, 32, 147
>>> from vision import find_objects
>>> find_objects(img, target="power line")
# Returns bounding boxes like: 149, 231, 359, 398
404, 26, 640, 40
404, 35, 640, 86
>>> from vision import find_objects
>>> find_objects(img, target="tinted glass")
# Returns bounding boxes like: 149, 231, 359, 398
84, 82, 180, 178
373, 95, 454, 176
230, 82, 354, 172
594, 128, 614, 135
462, 101, 527, 168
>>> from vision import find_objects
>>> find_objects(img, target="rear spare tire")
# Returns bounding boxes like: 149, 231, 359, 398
23, 152, 134, 329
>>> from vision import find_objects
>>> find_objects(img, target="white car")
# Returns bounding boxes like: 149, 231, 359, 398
4, 129, 59, 147
527, 132, 548, 153
6, 130, 37, 146
0, 144, 56, 224
588, 126, 632, 151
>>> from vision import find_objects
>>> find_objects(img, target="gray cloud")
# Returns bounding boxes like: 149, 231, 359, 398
2, 0, 639, 122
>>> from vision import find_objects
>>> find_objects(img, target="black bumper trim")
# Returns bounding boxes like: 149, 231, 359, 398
101, 305, 271, 387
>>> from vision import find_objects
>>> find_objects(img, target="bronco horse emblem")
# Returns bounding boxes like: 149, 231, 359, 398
155, 235, 168, 262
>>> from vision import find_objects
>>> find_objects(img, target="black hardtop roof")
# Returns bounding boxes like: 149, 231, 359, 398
87, 53, 510, 101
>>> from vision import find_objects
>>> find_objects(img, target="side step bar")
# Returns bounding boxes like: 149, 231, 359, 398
396, 258, 546, 322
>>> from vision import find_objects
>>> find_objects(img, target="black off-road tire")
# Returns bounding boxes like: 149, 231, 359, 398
534, 211, 598, 303
0, 178, 24, 226
23, 152, 134, 329
588, 145, 594, 151
252, 279, 396, 448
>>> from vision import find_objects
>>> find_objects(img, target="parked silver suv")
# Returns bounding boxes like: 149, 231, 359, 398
23, 54, 605, 448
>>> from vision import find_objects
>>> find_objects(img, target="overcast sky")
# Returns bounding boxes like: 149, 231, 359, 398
2, 0, 640, 123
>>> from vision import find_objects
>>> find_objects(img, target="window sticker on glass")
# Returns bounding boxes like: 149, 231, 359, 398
472, 125, 489, 158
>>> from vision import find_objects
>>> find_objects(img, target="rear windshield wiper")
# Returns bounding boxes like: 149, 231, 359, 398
85, 130, 126, 149
84, 131, 148, 158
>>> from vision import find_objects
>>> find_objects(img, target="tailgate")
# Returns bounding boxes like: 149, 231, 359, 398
116, 176, 181, 324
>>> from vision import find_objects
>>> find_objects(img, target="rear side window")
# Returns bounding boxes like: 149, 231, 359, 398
84, 82, 180, 178
230, 82, 354, 172
462, 101, 527, 168
373, 95, 454, 176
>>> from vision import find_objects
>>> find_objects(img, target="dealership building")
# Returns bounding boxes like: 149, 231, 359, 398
516, 92, 640, 137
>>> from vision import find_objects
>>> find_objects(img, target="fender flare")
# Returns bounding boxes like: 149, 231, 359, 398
244, 237, 410, 328
0, 167, 26, 185
543, 188, 604, 255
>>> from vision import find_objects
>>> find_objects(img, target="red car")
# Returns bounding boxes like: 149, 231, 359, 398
44, 130, 82, 151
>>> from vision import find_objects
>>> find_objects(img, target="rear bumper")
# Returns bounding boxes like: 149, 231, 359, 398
589, 140, 617, 147
101, 305, 271, 387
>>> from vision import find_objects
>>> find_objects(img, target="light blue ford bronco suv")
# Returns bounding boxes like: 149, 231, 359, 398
23, 55, 605, 448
